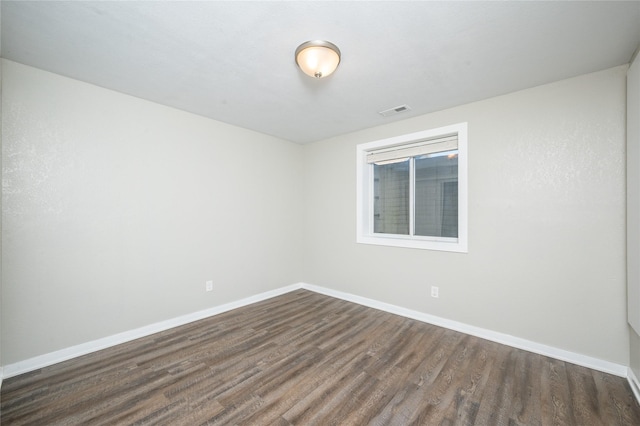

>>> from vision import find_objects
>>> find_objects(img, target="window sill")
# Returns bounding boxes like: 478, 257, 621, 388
356, 234, 468, 253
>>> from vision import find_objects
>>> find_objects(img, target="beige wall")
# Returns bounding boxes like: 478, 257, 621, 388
303, 65, 629, 365
0, 60, 632, 369
631, 329, 640, 380
1, 60, 304, 364
629, 49, 640, 379
0, 48, 3, 377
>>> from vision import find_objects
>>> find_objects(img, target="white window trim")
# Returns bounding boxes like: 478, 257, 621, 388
356, 122, 468, 252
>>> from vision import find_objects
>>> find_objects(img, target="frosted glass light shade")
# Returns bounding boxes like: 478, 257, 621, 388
295, 40, 341, 78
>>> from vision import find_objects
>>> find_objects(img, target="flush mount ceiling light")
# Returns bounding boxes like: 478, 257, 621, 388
295, 40, 341, 79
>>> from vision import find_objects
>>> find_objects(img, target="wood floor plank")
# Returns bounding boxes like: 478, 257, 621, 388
408, 335, 486, 424
592, 369, 640, 425
566, 364, 605, 425
438, 339, 498, 425
369, 331, 467, 423
2, 289, 640, 425
510, 348, 543, 426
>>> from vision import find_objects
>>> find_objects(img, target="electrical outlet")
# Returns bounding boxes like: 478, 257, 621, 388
206, 280, 213, 292
431, 286, 439, 298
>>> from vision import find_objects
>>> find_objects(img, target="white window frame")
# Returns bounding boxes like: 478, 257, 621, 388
356, 122, 468, 252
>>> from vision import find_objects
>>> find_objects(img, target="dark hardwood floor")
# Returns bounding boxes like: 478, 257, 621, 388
2, 289, 639, 425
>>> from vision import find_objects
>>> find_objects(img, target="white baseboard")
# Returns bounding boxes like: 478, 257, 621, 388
2, 283, 301, 379
1, 282, 631, 388
300, 283, 629, 378
629, 368, 640, 403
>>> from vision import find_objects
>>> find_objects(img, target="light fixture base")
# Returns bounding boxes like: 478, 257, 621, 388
295, 40, 341, 79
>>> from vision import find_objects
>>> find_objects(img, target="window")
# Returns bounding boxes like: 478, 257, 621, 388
356, 123, 468, 252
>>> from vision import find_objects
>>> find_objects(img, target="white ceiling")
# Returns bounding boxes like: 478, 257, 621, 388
2, 1, 639, 144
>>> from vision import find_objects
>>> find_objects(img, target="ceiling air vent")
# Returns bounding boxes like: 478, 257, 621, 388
378, 104, 412, 117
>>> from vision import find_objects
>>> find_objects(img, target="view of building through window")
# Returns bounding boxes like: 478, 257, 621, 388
415, 152, 458, 238
373, 151, 458, 238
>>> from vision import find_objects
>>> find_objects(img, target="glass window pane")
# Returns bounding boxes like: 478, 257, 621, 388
415, 151, 458, 237
373, 159, 410, 235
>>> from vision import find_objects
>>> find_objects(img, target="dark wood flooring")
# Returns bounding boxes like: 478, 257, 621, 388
2, 289, 640, 425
